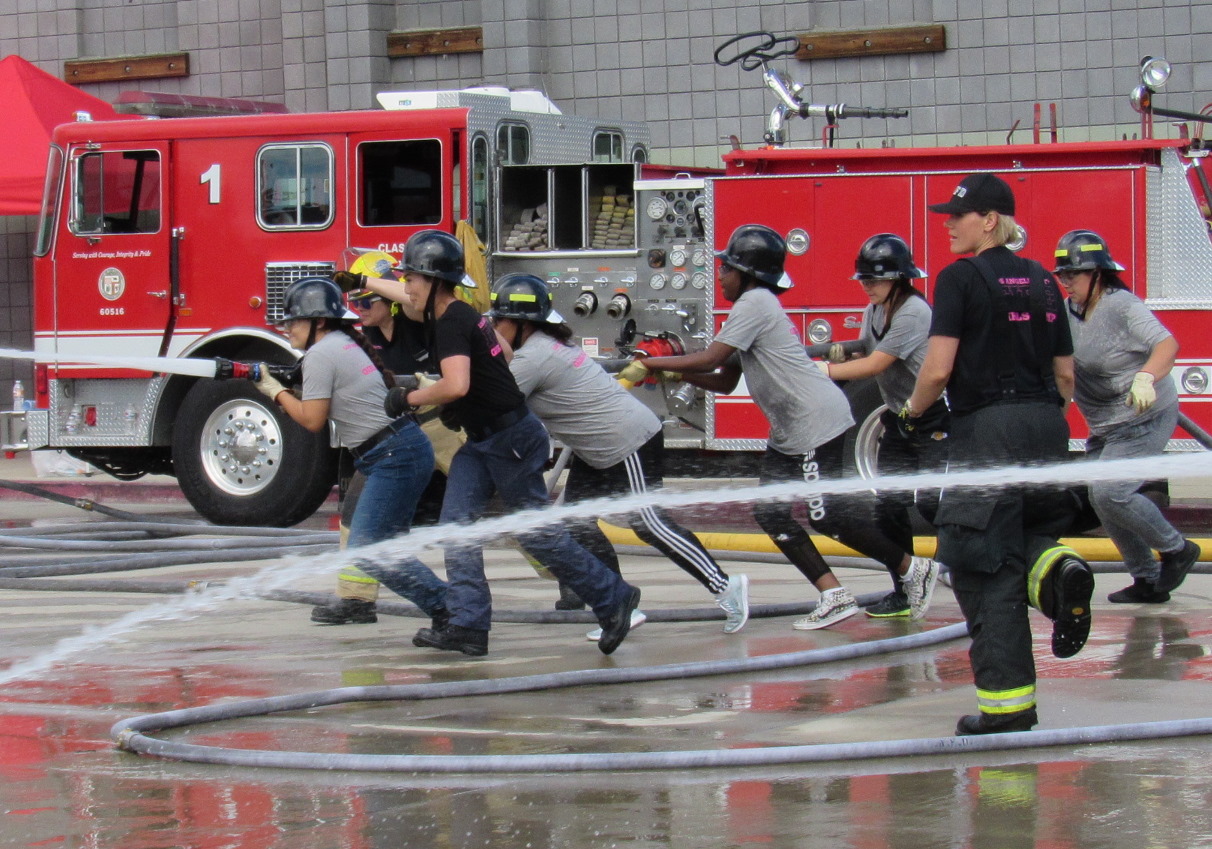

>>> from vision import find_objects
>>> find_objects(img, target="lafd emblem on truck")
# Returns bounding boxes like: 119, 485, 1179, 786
98, 267, 125, 301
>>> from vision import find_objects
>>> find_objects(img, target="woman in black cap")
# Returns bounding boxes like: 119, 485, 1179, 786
903, 173, 1094, 736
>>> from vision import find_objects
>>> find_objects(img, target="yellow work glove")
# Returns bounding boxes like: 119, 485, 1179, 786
413, 373, 441, 417
826, 343, 848, 363
1126, 371, 1156, 413
253, 365, 287, 402
814, 360, 831, 377
658, 370, 683, 384
617, 359, 650, 388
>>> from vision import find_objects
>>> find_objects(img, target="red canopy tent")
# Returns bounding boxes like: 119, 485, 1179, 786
0, 55, 119, 216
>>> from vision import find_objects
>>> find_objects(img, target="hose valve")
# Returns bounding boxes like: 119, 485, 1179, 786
573, 291, 599, 317
667, 382, 698, 414
605, 293, 632, 319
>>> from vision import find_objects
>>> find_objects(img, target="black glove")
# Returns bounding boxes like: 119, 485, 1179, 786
333, 270, 364, 293
895, 403, 919, 442
384, 374, 422, 419
384, 386, 414, 419
896, 400, 950, 446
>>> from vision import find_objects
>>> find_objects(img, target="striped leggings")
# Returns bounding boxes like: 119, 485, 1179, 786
562, 431, 730, 595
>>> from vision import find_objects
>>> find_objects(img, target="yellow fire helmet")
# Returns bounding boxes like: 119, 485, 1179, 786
342, 248, 399, 280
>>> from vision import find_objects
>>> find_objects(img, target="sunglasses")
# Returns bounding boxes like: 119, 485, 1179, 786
348, 295, 382, 309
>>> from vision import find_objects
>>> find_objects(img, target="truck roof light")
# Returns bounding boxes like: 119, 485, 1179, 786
1140, 56, 1171, 90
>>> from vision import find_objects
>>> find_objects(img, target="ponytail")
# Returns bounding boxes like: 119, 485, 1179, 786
336, 324, 396, 389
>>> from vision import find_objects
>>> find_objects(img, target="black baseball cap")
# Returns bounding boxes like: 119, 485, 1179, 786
928, 173, 1016, 216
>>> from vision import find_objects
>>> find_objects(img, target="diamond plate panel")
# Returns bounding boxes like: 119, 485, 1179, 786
1146, 148, 1212, 306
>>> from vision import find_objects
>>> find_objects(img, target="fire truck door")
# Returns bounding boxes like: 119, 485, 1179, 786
57, 142, 174, 363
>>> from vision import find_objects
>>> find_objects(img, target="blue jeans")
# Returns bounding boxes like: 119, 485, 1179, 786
439, 410, 634, 632
347, 422, 448, 615
1086, 403, 1183, 580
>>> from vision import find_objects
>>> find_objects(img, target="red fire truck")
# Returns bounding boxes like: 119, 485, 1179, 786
13, 88, 654, 525
8, 39, 1211, 526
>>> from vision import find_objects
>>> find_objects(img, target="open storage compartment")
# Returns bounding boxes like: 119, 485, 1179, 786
498, 166, 551, 252
497, 162, 638, 253
586, 163, 636, 250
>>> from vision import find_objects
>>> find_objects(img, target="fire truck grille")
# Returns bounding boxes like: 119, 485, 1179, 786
265, 262, 337, 324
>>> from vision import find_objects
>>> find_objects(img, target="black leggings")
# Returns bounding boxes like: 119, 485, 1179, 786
562, 431, 730, 595
753, 433, 909, 585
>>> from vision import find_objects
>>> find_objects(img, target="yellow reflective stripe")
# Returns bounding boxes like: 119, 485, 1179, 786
1027, 545, 1077, 611
1079, 243, 1105, 252
490, 292, 499, 301
509, 293, 538, 302
976, 684, 1036, 713
338, 564, 381, 584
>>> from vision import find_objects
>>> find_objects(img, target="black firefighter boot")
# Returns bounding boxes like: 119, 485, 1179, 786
1048, 556, 1096, 659
413, 623, 488, 657
956, 708, 1039, 736
311, 598, 377, 625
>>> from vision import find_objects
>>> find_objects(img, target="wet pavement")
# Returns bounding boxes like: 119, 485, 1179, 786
2, 477, 1212, 847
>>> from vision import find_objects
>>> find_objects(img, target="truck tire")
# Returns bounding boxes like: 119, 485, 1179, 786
841, 378, 887, 479
172, 379, 336, 526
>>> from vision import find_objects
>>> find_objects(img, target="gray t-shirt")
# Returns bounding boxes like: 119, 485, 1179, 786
301, 330, 391, 448
715, 287, 853, 454
510, 330, 660, 469
1068, 287, 1178, 435
858, 294, 931, 410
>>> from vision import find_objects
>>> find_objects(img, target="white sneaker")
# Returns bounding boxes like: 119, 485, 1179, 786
715, 574, 750, 634
793, 587, 859, 630
903, 556, 940, 621
586, 609, 647, 641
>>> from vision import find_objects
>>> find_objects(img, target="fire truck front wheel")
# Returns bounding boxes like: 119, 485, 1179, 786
172, 379, 337, 527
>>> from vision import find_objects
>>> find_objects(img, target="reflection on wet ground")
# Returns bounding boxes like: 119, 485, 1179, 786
2, 497, 1212, 847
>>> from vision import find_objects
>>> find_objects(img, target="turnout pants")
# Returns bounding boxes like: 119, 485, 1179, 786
936, 401, 1075, 716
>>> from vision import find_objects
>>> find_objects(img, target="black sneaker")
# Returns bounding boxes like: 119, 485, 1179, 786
1051, 557, 1095, 659
597, 586, 642, 655
956, 708, 1038, 736
1107, 578, 1170, 604
1156, 540, 1200, 593
554, 583, 586, 611
865, 591, 911, 618
412, 624, 488, 657
311, 598, 377, 625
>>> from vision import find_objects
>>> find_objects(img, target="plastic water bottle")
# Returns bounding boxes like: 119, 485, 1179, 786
12, 380, 23, 412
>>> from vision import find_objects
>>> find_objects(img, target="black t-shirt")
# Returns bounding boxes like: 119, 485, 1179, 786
929, 246, 1073, 415
365, 313, 431, 376
432, 299, 524, 429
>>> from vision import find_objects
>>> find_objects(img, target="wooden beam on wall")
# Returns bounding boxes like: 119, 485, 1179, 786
388, 26, 484, 58
65, 52, 190, 84
795, 24, 946, 61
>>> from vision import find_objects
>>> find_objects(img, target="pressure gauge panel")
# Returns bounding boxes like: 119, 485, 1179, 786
691, 248, 709, 267
691, 271, 709, 289
669, 248, 687, 267
649, 272, 667, 291
670, 273, 687, 290
646, 197, 669, 220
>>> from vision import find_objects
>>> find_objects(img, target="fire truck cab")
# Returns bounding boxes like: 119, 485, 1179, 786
24, 89, 651, 525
